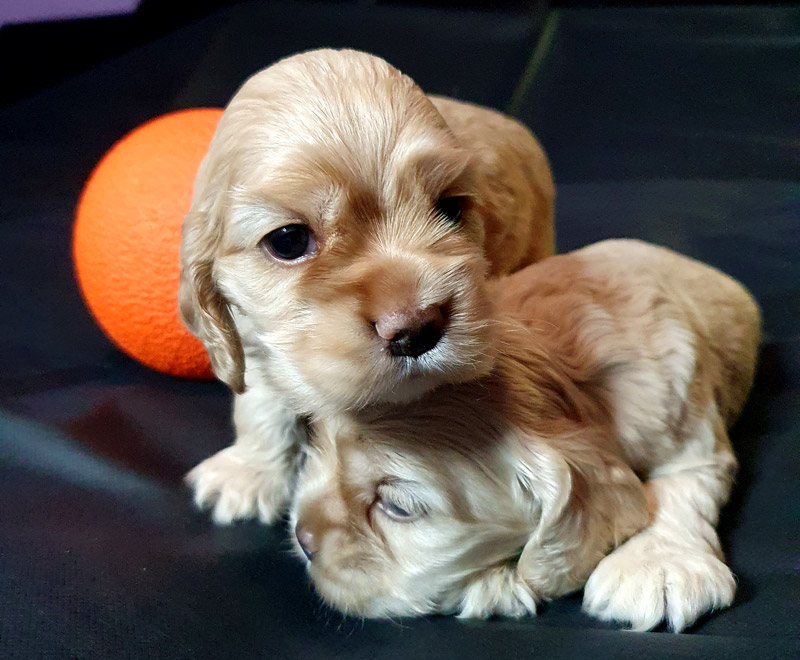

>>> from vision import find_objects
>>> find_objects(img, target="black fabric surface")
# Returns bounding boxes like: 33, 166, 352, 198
1, 4, 798, 659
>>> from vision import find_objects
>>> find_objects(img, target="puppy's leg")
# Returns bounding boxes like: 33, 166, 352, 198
583, 412, 737, 632
186, 382, 305, 525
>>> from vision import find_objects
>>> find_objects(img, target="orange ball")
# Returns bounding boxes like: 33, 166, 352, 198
73, 109, 223, 379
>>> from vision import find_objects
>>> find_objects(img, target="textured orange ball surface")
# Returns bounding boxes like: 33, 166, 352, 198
73, 109, 223, 379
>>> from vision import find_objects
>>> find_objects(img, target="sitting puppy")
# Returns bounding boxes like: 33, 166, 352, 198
179, 49, 555, 524
290, 240, 761, 632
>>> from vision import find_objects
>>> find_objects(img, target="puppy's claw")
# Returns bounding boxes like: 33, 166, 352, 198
582, 533, 736, 632
186, 446, 291, 526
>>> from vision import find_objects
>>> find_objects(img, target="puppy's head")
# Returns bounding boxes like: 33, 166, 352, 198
289, 410, 538, 618
289, 409, 643, 619
180, 49, 492, 409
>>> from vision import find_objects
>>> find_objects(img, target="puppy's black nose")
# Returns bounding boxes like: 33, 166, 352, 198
295, 523, 317, 561
374, 306, 446, 358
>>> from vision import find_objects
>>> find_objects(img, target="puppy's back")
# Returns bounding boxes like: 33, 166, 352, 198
493, 240, 761, 428
579, 240, 761, 424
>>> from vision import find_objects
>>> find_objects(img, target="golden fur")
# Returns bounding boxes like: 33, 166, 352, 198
178, 49, 554, 525
290, 240, 761, 632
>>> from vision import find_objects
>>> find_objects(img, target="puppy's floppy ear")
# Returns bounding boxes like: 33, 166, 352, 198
454, 441, 574, 619
179, 180, 246, 394
511, 436, 648, 600
513, 440, 574, 544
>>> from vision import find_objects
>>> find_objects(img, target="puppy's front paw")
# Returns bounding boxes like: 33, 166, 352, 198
457, 566, 538, 619
582, 533, 736, 632
186, 445, 292, 525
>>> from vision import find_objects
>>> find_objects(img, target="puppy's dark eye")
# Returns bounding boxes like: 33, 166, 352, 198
376, 496, 412, 521
261, 224, 316, 261
435, 196, 464, 225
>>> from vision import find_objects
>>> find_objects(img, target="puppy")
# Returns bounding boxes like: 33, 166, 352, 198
290, 240, 761, 632
179, 49, 555, 524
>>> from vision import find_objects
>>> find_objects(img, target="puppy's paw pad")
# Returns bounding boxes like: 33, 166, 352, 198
583, 535, 735, 632
186, 447, 291, 525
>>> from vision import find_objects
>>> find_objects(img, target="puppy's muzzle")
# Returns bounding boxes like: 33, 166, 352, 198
374, 305, 446, 358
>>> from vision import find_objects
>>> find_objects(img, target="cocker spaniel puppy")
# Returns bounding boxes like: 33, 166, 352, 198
179, 49, 555, 524
290, 240, 760, 632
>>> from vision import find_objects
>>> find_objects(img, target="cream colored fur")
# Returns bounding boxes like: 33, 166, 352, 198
179, 49, 555, 524
289, 240, 761, 632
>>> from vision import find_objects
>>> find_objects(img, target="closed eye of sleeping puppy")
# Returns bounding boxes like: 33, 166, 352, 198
290, 240, 761, 632
179, 48, 555, 525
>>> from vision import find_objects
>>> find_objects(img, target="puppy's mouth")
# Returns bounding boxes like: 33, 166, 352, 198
308, 561, 400, 618
378, 331, 455, 387
392, 346, 446, 377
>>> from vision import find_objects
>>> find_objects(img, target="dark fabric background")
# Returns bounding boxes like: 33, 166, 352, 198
1, 3, 797, 659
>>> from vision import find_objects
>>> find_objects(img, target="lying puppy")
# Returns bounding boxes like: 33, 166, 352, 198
179, 49, 555, 524
290, 240, 760, 632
